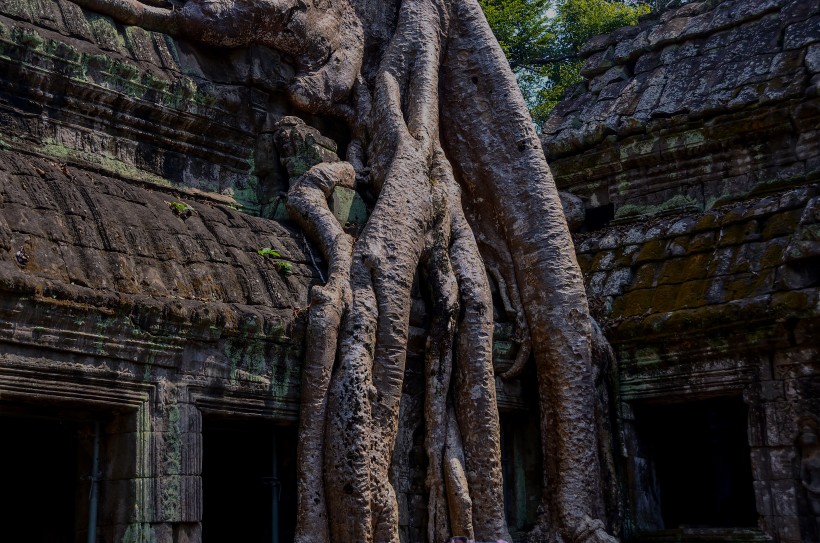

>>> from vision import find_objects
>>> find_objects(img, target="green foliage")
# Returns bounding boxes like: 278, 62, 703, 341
165, 200, 195, 218
257, 247, 282, 258
479, 0, 651, 124
258, 248, 293, 275
275, 261, 294, 275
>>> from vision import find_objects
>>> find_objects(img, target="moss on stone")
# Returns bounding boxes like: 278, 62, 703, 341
40, 139, 175, 188
760, 238, 788, 268
122, 523, 157, 543
674, 279, 712, 309
761, 209, 803, 240
716, 220, 761, 246
635, 239, 669, 263
611, 288, 653, 318
615, 194, 701, 220
632, 263, 658, 289
771, 290, 811, 313
650, 284, 683, 313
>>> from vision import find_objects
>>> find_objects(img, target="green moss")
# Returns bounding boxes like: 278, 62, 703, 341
673, 279, 710, 309
224, 338, 269, 383
122, 523, 156, 543
40, 139, 174, 188
17, 29, 44, 50
610, 289, 653, 318
762, 209, 803, 240
634, 239, 669, 264
631, 264, 657, 289
162, 404, 182, 519
87, 13, 127, 50
772, 290, 811, 313
615, 194, 701, 220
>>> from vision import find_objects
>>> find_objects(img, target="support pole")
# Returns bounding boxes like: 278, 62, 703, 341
87, 421, 100, 543
272, 430, 279, 543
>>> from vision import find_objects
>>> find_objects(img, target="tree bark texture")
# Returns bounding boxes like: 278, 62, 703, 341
66, 0, 617, 541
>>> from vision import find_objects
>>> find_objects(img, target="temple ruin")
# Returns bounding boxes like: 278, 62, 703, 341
0, 0, 817, 541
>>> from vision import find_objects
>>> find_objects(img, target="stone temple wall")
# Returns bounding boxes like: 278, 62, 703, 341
543, 1, 819, 542
0, 3, 315, 541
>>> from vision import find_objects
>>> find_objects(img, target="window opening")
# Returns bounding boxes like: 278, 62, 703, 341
633, 396, 757, 529
202, 417, 297, 543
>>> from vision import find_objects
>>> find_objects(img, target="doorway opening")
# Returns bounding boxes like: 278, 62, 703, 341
0, 411, 95, 543
500, 407, 543, 535
633, 396, 757, 529
202, 417, 297, 543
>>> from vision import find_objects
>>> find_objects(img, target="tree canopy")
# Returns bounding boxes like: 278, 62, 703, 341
479, 0, 651, 124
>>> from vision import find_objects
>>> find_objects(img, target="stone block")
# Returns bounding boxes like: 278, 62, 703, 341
580, 46, 615, 78
771, 289, 813, 314
152, 523, 173, 543
778, 261, 819, 289
635, 239, 670, 263
725, 270, 775, 300
154, 475, 202, 523
706, 246, 737, 277
587, 271, 608, 296
648, 284, 681, 313
610, 289, 653, 319
759, 238, 789, 269
717, 219, 761, 246
807, 43, 820, 74
655, 257, 687, 285
771, 479, 799, 516
174, 523, 202, 543
749, 447, 772, 481
753, 480, 774, 517
769, 446, 798, 480
631, 263, 658, 290
761, 400, 801, 446
774, 515, 803, 543
603, 267, 633, 296
673, 278, 712, 309
784, 15, 820, 50
615, 244, 641, 267
99, 478, 138, 525
647, 16, 692, 49
591, 250, 617, 271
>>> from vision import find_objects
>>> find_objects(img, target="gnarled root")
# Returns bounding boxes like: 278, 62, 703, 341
286, 161, 356, 543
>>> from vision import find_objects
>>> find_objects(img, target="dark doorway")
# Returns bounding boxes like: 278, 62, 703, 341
634, 396, 757, 528
500, 406, 543, 534
0, 414, 83, 542
202, 417, 297, 543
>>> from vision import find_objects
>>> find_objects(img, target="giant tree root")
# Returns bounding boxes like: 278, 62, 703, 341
66, 0, 618, 541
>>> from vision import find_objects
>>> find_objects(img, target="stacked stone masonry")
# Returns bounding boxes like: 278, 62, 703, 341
544, 0, 820, 223
545, 1, 820, 542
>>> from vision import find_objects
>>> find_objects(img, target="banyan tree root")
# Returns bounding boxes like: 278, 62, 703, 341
67, 0, 618, 541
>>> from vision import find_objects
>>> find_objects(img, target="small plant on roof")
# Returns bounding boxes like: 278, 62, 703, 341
257, 248, 281, 258
166, 200, 195, 218
258, 248, 293, 275
275, 261, 293, 275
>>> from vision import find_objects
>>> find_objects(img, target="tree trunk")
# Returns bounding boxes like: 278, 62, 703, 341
65, 0, 618, 540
